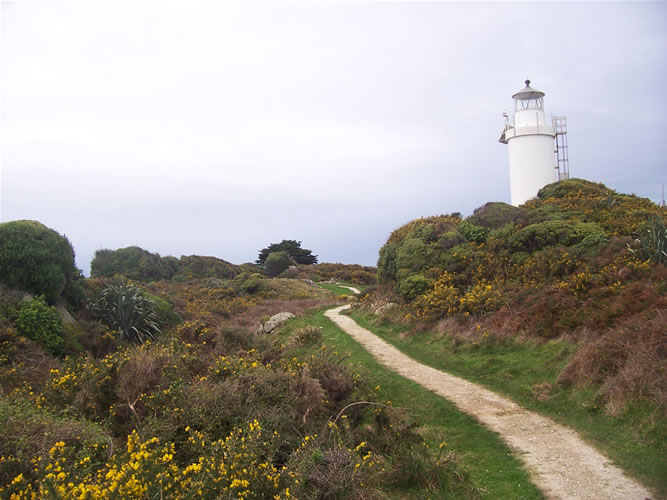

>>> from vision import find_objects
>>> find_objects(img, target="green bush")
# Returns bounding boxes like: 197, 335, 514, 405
87, 283, 161, 344
458, 220, 488, 244
146, 293, 180, 327
396, 238, 427, 276
90, 246, 176, 281
509, 220, 574, 252
0, 220, 78, 303
399, 274, 430, 301
178, 255, 237, 279
630, 215, 667, 264
438, 231, 465, 249
16, 296, 64, 354
467, 202, 529, 229
256, 240, 318, 265
377, 242, 399, 284
264, 252, 294, 278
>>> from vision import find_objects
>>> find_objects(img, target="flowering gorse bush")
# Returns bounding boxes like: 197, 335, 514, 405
377, 179, 665, 337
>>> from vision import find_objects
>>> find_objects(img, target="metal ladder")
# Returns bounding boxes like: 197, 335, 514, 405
553, 116, 570, 181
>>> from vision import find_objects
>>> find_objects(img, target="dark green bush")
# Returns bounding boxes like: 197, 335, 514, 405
458, 220, 488, 244
264, 252, 294, 278
256, 240, 317, 266
438, 231, 465, 249
16, 296, 64, 354
396, 238, 427, 277
509, 220, 573, 252
178, 255, 237, 280
90, 246, 176, 281
0, 220, 77, 303
377, 242, 399, 284
467, 202, 529, 229
399, 274, 430, 301
147, 293, 180, 327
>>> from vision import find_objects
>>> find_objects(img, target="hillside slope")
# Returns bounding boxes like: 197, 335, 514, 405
376, 179, 665, 413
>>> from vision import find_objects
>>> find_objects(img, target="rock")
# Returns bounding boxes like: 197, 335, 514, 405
256, 312, 295, 334
56, 304, 77, 325
372, 302, 397, 316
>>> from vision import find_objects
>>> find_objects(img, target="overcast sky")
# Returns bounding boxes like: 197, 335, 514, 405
2, 1, 666, 273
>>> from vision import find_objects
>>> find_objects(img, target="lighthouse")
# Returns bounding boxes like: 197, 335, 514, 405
499, 80, 569, 206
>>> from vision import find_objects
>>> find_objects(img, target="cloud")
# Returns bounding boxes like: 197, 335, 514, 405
2, 2, 666, 272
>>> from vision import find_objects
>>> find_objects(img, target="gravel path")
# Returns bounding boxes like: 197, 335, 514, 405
336, 284, 361, 295
325, 305, 654, 500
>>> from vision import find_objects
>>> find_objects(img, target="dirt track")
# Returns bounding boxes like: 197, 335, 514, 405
325, 305, 654, 500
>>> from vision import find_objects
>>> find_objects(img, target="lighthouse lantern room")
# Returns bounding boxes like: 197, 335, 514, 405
499, 80, 568, 206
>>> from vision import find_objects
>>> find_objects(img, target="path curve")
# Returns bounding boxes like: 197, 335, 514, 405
325, 305, 654, 500
336, 284, 361, 295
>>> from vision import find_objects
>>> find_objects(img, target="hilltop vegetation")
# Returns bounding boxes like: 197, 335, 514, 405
6, 224, 466, 498
375, 178, 665, 415
90, 246, 242, 282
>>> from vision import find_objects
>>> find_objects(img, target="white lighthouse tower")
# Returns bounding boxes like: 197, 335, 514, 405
499, 80, 569, 206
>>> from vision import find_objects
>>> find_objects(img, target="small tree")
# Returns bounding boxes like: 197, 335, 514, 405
264, 252, 294, 277
256, 240, 317, 266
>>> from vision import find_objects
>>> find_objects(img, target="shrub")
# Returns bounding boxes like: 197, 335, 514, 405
629, 215, 667, 264
413, 272, 459, 320
293, 326, 322, 346
257, 240, 318, 266
87, 283, 161, 344
396, 238, 427, 277
458, 220, 488, 244
467, 202, 529, 229
438, 231, 465, 249
177, 255, 237, 280
264, 252, 294, 278
16, 296, 64, 355
0, 220, 77, 303
399, 274, 430, 301
90, 246, 175, 281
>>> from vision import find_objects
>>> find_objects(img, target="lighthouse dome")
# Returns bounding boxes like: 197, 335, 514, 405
512, 80, 546, 100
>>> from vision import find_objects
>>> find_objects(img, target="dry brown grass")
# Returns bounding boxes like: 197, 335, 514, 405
558, 309, 667, 414
227, 297, 341, 332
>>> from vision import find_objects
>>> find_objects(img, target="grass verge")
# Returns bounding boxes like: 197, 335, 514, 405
348, 309, 667, 497
281, 307, 544, 499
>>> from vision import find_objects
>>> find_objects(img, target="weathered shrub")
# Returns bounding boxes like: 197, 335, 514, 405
16, 296, 64, 355
0, 220, 77, 303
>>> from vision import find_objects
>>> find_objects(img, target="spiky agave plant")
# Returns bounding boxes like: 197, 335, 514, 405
628, 215, 667, 264
89, 282, 161, 343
